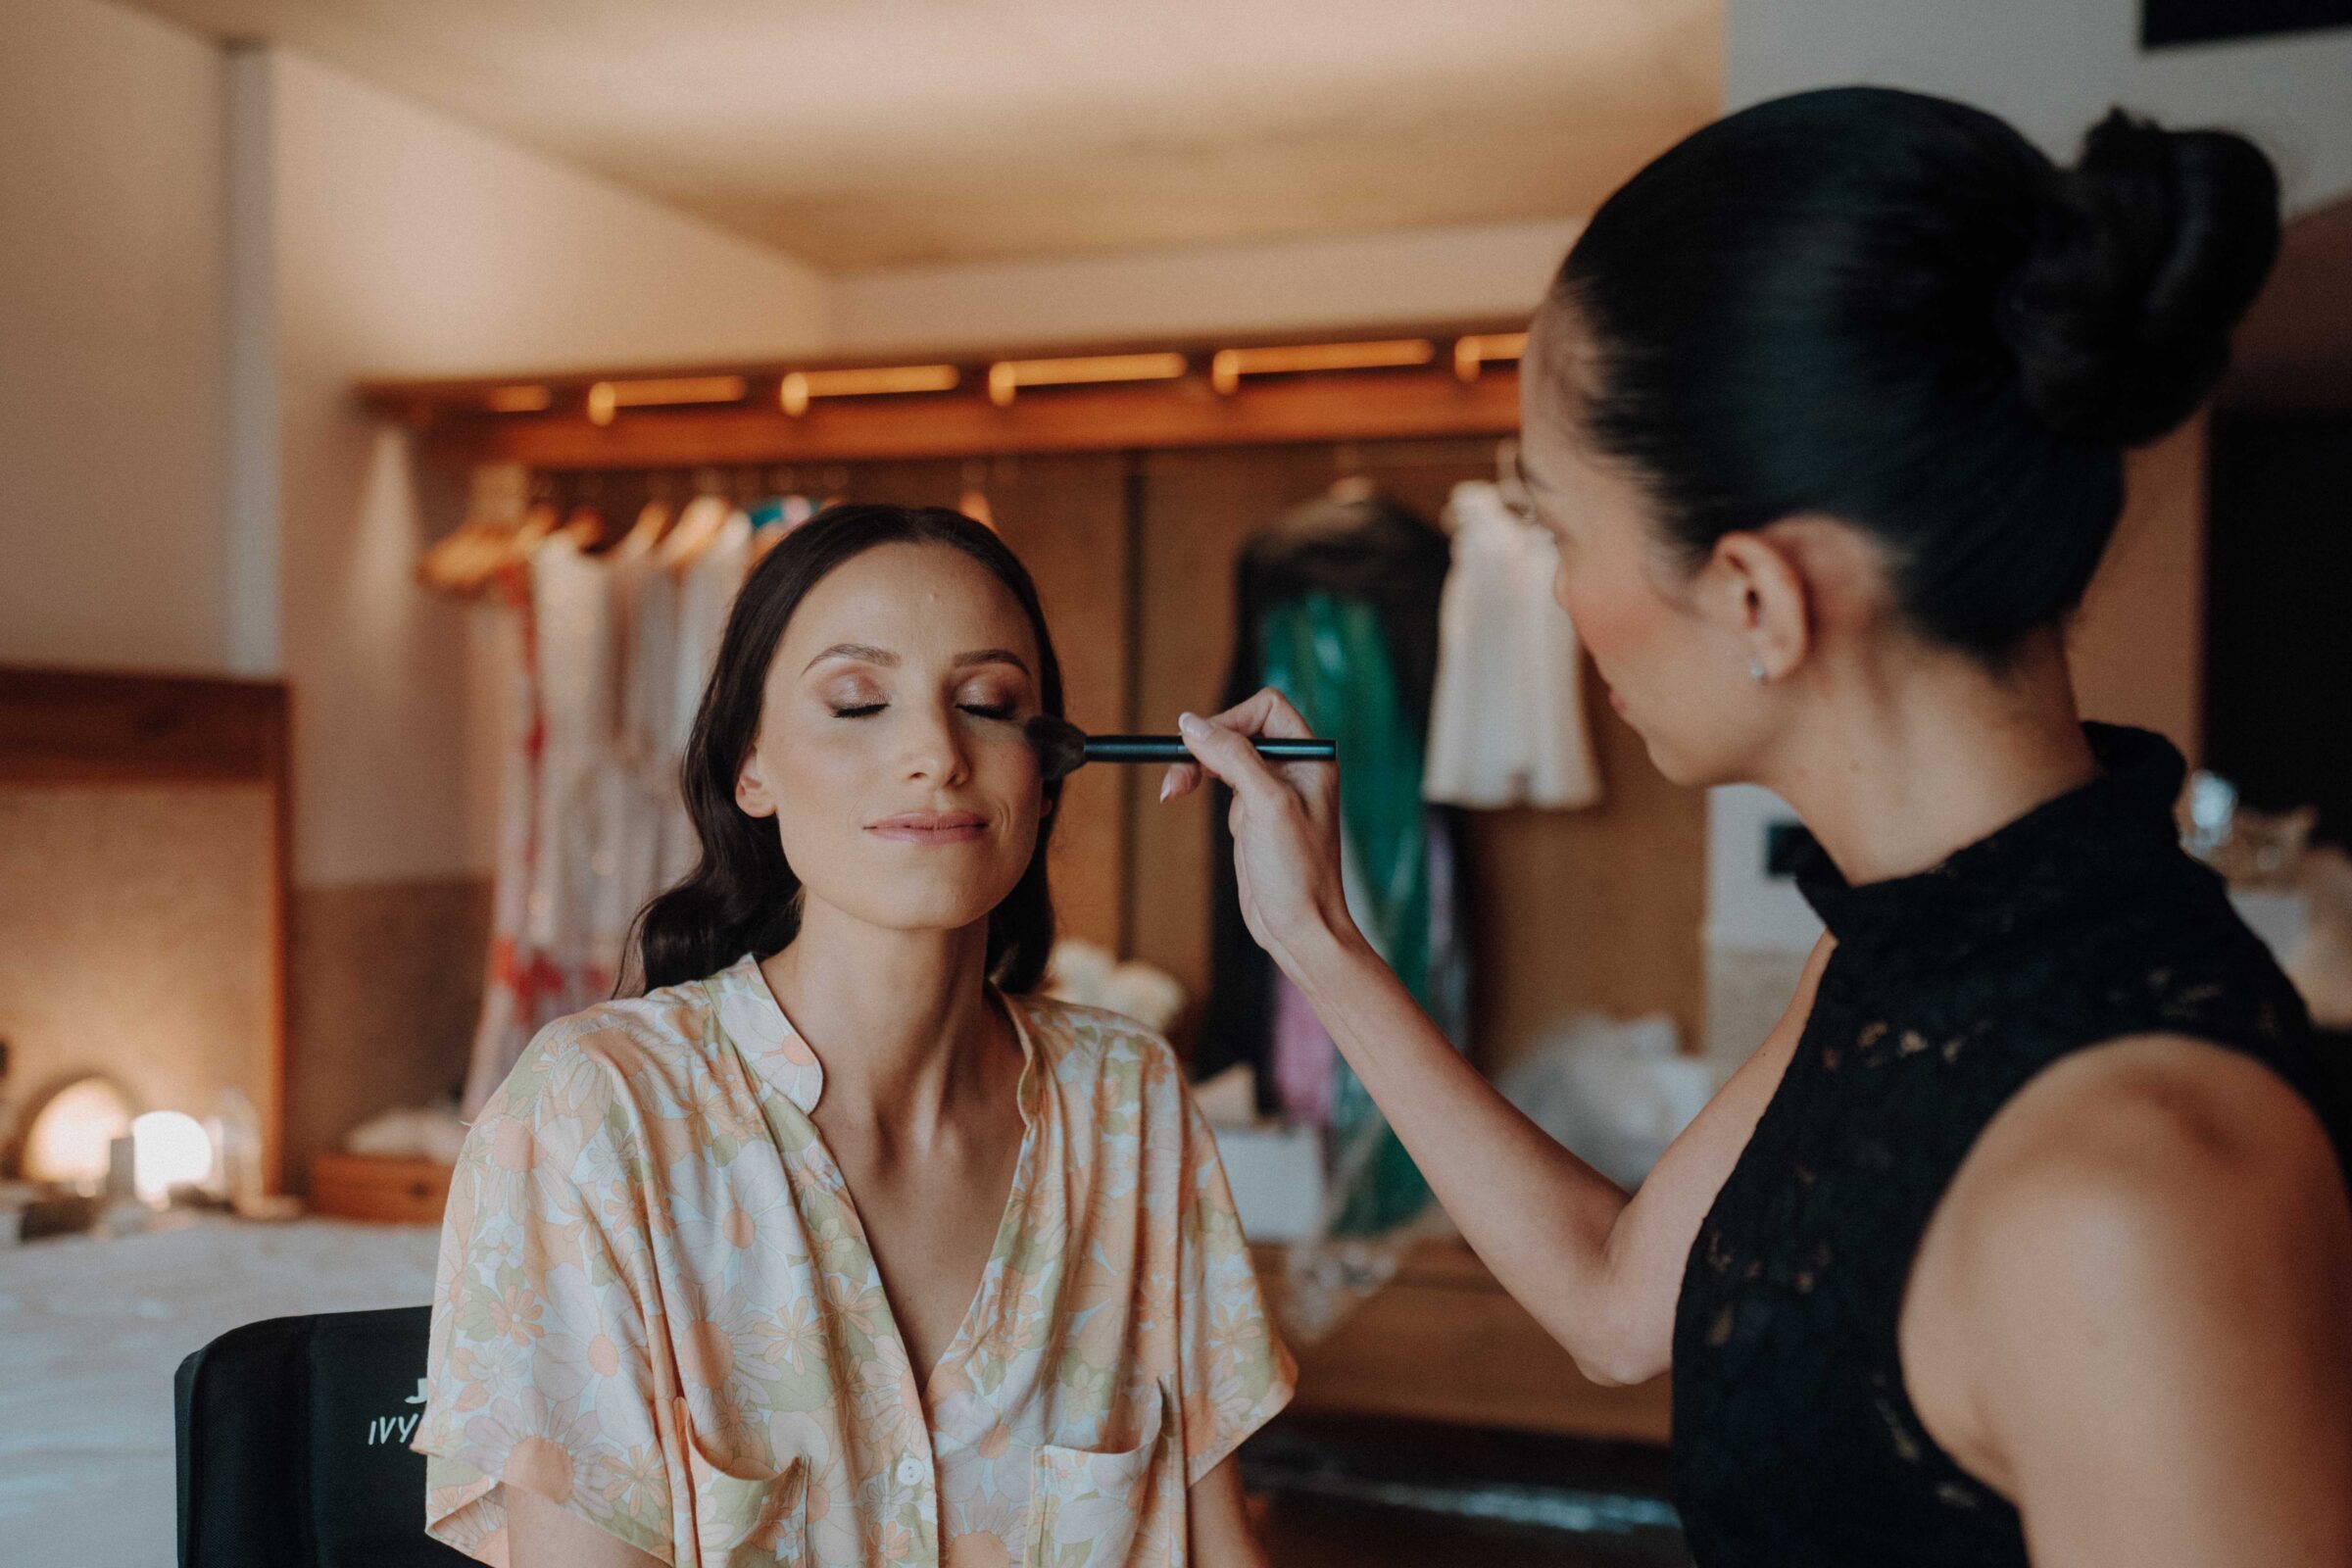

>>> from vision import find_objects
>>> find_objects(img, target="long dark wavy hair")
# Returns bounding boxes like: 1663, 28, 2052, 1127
631, 504, 1065, 993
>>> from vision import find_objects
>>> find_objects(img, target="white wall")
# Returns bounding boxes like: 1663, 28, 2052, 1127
0, 2, 833, 890
828, 218, 1585, 354
269, 47, 832, 886
0, 0, 227, 672
1727, 0, 2352, 212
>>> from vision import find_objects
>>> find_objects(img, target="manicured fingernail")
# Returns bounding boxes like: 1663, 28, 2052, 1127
1177, 712, 1203, 738
1158, 772, 1177, 803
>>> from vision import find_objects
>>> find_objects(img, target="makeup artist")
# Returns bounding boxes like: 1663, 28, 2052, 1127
1165, 87, 2352, 1567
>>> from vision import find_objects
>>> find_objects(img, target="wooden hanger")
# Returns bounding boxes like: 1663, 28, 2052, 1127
657, 494, 733, 569
554, 503, 607, 552
613, 499, 672, 561
1327, 440, 1377, 505
418, 500, 561, 595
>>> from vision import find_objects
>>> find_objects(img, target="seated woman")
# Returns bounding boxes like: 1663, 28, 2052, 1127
416, 505, 1293, 1568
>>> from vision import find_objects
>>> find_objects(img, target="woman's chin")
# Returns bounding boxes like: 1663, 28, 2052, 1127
1629, 724, 1703, 790
1642, 731, 1753, 792
822, 884, 1018, 943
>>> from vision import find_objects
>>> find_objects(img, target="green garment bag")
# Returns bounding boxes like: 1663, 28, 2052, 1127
1257, 592, 1439, 1234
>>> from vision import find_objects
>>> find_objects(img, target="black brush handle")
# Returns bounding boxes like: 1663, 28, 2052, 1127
1084, 734, 1336, 763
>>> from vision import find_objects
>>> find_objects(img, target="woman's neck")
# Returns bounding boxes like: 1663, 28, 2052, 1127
1757, 633, 2101, 888
760, 907, 1006, 1140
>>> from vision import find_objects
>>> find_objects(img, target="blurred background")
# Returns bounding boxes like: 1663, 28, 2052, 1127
2, 1, 2348, 1562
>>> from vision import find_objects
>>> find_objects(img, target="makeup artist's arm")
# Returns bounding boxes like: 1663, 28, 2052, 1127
1167, 690, 1825, 1384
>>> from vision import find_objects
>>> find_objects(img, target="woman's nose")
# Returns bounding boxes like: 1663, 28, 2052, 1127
898, 705, 971, 785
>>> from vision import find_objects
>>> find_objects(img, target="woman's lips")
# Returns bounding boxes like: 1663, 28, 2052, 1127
866, 810, 989, 845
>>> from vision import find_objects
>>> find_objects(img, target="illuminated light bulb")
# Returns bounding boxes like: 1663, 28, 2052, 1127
23, 1077, 133, 1189
130, 1111, 213, 1206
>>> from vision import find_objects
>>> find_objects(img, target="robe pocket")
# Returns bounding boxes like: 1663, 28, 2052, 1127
1028, 1382, 1166, 1568
684, 1438, 808, 1568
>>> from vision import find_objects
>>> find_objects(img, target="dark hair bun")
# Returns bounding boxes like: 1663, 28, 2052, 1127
1998, 108, 2279, 447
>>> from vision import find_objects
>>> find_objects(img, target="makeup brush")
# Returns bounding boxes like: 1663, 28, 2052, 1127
1024, 715, 1336, 783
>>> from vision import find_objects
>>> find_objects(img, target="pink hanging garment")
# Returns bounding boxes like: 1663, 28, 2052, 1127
1270, 971, 1339, 1126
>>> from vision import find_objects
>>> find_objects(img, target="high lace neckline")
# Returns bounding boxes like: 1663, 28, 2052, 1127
1790, 722, 2188, 964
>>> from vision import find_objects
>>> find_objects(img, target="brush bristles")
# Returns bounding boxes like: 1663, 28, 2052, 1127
1023, 715, 1089, 781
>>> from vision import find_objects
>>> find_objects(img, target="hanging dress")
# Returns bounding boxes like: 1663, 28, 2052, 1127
1424, 479, 1602, 810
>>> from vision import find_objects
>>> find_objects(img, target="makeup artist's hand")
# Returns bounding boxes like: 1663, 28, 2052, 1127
1162, 690, 1361, 974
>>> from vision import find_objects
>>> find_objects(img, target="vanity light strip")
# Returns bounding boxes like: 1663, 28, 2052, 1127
1209, 339, 1436, 395
1453, 332, 1529, 382
586, 375, 749, 426
779, 365, 961, 416
985, 352, 1191, 406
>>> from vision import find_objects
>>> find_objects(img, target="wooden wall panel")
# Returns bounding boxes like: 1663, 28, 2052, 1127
286, 876, 486, 1189
2069, 415, 2206, 758
1457, 669, 1707, 1066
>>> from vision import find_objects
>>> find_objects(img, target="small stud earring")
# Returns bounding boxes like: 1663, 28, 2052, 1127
1748, 659, 1768, 684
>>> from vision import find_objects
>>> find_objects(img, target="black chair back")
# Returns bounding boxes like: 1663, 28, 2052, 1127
174, 1304, 469, 1568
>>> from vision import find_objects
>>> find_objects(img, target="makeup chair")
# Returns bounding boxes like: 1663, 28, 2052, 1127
174, 1305, 466, 1567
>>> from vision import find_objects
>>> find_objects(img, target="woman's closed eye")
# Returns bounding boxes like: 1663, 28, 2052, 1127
826, 700, 1025, 721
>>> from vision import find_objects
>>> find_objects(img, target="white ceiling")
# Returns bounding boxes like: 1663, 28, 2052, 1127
122, 0, 1721, 270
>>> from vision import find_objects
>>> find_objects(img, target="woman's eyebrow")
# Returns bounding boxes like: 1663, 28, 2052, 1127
802, 644, 1032, 678
805, 642, 896, 673
955, 649, 1033, 678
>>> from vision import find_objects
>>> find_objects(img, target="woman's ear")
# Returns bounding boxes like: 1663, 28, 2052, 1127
735, 747, 778, 818
1705, 529, 1814, 682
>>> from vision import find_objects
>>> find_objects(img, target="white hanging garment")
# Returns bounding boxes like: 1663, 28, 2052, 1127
598, 524, 666, 989
460, 572, 544, 1118
621, 531, 684, 918
655, 508, 755, 888
1423, 479, 1602, 809
522, 533, 621, 1014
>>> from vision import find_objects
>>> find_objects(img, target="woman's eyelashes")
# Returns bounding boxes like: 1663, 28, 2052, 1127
822, 692, 1027, 722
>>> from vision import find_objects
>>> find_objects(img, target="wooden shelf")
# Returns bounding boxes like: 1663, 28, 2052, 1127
398, 365, 1519, 469
357, 323, 1528, 470
1254, 1237, 1672, 1446
309, 1152, 453, 1225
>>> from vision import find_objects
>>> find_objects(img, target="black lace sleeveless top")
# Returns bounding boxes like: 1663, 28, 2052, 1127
1670, 724, 2348, 1567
